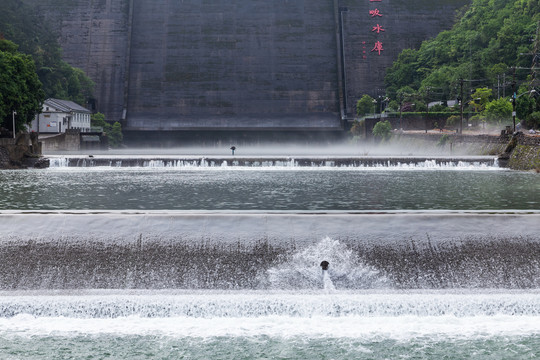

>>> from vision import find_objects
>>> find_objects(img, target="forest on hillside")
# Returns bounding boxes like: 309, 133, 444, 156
0, 0, 93, 105
379, 0, 540, 129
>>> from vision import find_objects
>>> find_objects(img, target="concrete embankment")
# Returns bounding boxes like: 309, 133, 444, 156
387, 132, 539, 171
0, 134, 49, 169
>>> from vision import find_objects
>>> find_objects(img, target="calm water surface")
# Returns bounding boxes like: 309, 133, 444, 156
0, 167, 538, 210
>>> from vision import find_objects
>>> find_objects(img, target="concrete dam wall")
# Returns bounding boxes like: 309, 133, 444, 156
25, 0, 469, 133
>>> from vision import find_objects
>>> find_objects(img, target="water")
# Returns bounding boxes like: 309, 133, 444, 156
0, 161, 538, 210
1, 290, 540, 358
0, 154, 539, 358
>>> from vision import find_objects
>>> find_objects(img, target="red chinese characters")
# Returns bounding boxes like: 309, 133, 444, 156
368, 0, 386, 56
369, 9, 383, 17
372, 24, 385, 33
371, 41, 384, 55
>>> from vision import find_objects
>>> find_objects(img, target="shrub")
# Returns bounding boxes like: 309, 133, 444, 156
356, 95, 375, 117
350, 119, 365, 137
372, 120, 392, 141
484, 98, 512, 124
525, 111, 540, 129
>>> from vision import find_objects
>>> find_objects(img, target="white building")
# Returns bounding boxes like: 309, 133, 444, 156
30, 99, 92, 133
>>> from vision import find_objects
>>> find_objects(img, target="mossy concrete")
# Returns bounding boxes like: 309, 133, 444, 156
0, 133, 48, 169
387, 132, 539, 171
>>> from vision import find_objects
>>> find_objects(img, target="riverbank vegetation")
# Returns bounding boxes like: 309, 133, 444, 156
0, 0, 94, 104
363, 0, 540, 130
0, 0, 94, 133
0, 39, 44, 133
91, 113, 123, 148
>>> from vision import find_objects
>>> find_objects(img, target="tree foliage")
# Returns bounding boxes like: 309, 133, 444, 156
469, 87, 493, 112
484, 98, 513, 124
91, 112, 123, 148
372, 120, 392, 141
356, 95, 375, 117
0, 39, 44, 133
384, 0, 540, 123
0, 0, 93, 104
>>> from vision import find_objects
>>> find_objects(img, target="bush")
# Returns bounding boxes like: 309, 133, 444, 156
356, 95, 375, 117
437, 134, 450, 147
387, 100, 399, 112
430, 104, 451, 112
372, 120, 392, 141
91, 112, 123, 148
484, 98, 512, 124
469, 114, 486, 127
525, 111, 540, 129
445, 115, 460, 128
350, 119, 365, 138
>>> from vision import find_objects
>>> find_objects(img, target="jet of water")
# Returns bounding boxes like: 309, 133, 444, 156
266, 237, 388, 290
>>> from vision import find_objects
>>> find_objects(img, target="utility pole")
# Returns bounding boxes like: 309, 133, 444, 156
512, 67, 517, 133
503, 73, 506, 97
530, 21, 539, 91
497, 75, 500, 99
12, 111, 17, 139
425, 87, 430, 133
399, 94, 403, 130
459, 79, 464, 135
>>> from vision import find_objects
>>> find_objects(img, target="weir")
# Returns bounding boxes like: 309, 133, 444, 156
1, 211, 538, 290
47, 156, 498, 168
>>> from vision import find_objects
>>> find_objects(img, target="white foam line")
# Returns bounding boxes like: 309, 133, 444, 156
2, 315, 539, 340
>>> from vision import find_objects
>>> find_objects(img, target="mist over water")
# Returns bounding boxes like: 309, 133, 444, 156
44, 140, 498, 157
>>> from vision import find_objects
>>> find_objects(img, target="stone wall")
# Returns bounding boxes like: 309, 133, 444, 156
390, 132, 540, 171
0, 133, 47, 169
40, 130, 81, 152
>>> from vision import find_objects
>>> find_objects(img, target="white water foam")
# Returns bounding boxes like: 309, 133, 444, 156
47, 156, 501, 170
266, 237, 389, 289
1, 291, 540, 340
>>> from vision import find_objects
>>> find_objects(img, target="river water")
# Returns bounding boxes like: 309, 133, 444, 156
0, 155, 539, 359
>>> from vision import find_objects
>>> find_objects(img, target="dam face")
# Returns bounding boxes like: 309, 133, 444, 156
24, 0, 469, 133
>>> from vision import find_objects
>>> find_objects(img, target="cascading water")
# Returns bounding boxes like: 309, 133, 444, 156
0, 159, 539, 358
266, 237, 388, 290
46, 155, 500, 169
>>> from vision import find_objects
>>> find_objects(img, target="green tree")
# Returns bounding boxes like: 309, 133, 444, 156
385, 0, 539, 103
108, 122, 123, 148
515, 85, 539, 121
0, 0, 94, 103
356, 95, 375, 117
445, 114, 461, 129
91, 112, 107, 129
91, 112, 123, 148
372, 120, 392, 141
469, 88, 493, 113
0, 39, 44, 133
484, 98, 512, 124
525, 111, 540, 129
350, 119, 365, 138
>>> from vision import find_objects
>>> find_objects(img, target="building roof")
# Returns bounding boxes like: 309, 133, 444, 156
44, 98, 91, 114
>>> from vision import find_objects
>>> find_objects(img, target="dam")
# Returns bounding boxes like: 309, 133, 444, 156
23, 0, 469, 138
